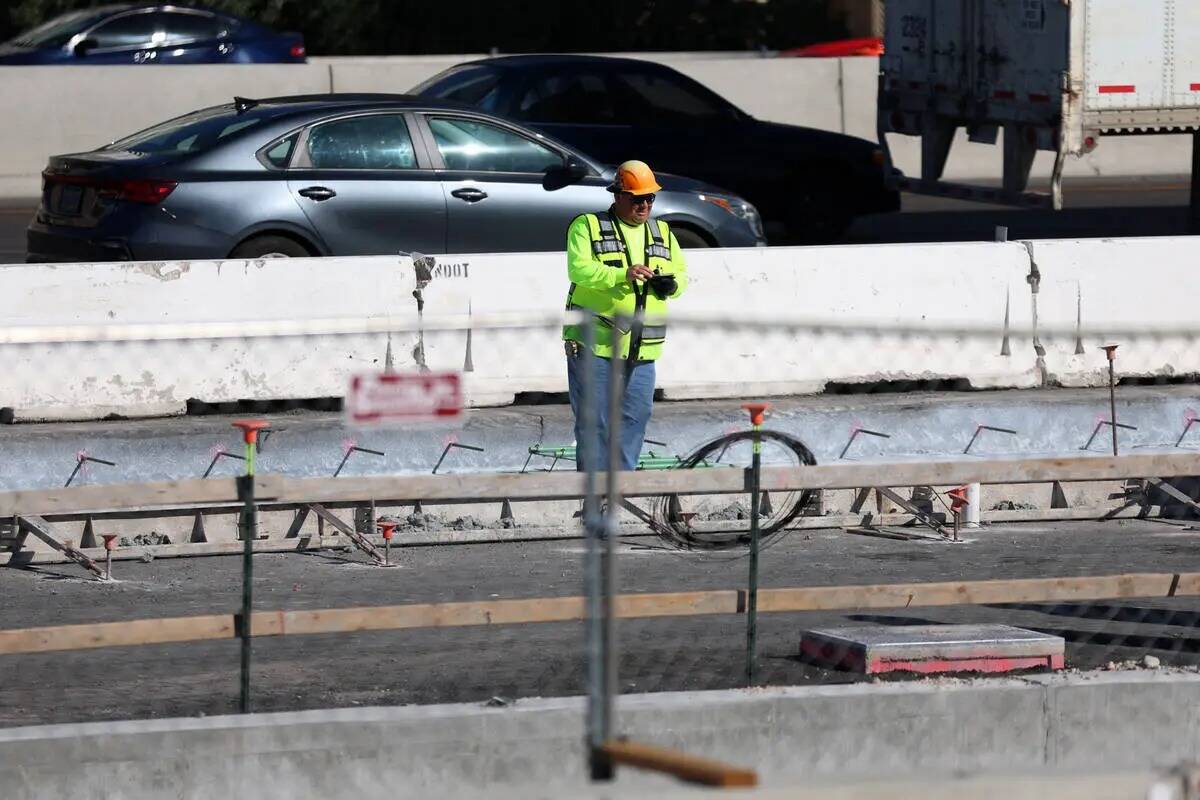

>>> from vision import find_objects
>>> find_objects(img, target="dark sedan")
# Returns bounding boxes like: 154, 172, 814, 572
0, 4, 305, 65
413, 54, 900, 243
27, 94, 765, 263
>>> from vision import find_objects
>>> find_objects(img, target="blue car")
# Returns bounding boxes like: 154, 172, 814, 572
0, 4, 306, 65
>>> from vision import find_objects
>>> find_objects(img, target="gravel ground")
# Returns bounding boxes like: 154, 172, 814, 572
2, 518, 1200, 727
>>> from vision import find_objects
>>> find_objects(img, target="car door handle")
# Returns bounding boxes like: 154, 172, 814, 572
298, 186, 336, 201
451, 187, 488, 203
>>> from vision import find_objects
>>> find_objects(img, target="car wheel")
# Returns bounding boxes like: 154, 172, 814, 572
671, 227, 710, 248
229, 235, 311, 259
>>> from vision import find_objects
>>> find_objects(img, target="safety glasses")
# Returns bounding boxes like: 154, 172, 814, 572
625, 193, 656, 207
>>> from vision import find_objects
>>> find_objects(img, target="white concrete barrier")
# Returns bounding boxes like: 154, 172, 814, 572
4, 234, 1198, 422
0, 54, 1188, 200
448, 250, 564, 405
0, 254, 447, 420
442, 242, 1037, 406
1030, 237, 1200, 388
0, 239, 1044, 420
658, 241, 1037, 398
322, 55, 464, 94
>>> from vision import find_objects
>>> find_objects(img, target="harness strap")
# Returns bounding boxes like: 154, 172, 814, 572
645, 219, 671, 261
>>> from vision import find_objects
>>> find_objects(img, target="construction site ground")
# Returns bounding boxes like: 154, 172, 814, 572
2, 517, 1199, 728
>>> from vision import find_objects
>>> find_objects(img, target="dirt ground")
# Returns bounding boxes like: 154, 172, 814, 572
2, 518, 1200, 728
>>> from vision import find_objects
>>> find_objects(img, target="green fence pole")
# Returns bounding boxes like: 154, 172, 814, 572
233, 419, 267, 714
743, 403, 769, 686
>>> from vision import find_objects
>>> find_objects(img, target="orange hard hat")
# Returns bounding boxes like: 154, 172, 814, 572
609, 160, 662, 195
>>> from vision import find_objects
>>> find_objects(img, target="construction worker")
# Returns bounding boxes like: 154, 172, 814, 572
563, 160, 688, 472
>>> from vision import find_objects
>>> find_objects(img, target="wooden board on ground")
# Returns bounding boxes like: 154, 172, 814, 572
0, 614, 233, 655
0, 478, 249, 517
1, 573, 1199, 656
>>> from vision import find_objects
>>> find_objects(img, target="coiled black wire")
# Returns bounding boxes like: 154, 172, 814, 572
648, 429, 818, 550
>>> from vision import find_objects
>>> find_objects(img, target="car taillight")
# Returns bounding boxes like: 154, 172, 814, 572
96, 179, 177, 204
43, 174, 177, 204
289, 43, 306, 58
120, 179, 177, 204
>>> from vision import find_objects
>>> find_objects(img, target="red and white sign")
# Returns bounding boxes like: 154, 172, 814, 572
346, 371, 463, 426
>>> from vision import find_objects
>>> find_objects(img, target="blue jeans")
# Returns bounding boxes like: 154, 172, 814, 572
567, 347, 656, 472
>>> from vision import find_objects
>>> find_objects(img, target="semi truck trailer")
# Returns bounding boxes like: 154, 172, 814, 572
878, 0, 1200, 213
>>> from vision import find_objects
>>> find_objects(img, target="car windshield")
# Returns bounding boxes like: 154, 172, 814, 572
104, 105, 271, 155
5, 9, 108, 48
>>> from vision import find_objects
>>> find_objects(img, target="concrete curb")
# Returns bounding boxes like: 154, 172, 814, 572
2, 670, 1198, 799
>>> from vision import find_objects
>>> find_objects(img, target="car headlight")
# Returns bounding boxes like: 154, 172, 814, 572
699, 194, 764, 239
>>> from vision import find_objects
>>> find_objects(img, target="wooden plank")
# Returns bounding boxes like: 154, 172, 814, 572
5, 453, 1200, 518
250, 596, 588, 636
0, 535, 343, 567
615, 590, 739, 618
0, 478, 250, 518
29, 500, 1154, 529
844, 527, 929, 541
249, 591, 739, 637
0, 505, 1181, 570
0, 614, 234, 655
308, 504, 382, 563
874, 487, 950, 536
982, 505, 1151, 523
1145, 478, 1200, 514
1, 574, 1199, 656
261, 454, 1200, 505
756, 573, 1200, 613
17, 516, 104, 578
599, 740, 757, 788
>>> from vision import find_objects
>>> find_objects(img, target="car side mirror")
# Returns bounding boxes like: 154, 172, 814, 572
564, 158, 588, 179
73, 38, 98, 57
542, 158, 589, 191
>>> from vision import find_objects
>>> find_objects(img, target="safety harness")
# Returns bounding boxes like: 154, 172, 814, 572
592, 212, 669, 372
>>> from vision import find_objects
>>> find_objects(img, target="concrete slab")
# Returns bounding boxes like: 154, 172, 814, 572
800, 624, 1065, 674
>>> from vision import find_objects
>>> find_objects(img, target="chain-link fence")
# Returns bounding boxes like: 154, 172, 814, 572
3, 309, 1200, 755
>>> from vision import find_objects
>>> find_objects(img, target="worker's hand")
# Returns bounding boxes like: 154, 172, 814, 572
626, 264, 654, 283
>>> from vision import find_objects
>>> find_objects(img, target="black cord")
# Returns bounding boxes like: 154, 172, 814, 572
648, 429, 818, 551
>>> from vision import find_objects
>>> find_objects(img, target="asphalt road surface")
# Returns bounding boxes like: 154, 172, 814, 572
2, 518, 1199, 728
0, 177, 1194, 264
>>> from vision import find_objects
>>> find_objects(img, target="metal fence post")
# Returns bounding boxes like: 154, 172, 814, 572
1103, 344, 1120, 456
743, 403, 768, 685
581, 313, 613, 781
233, 419, 266, 715
598, 320, 626, 779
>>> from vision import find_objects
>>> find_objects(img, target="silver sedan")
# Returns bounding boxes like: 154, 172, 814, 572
28, 94, 766, 263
